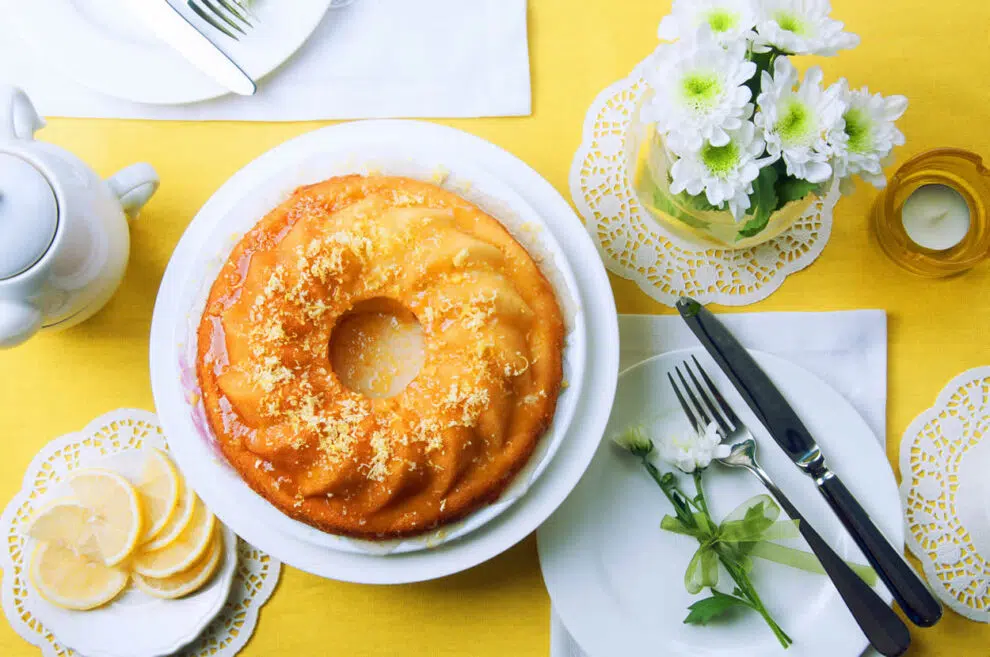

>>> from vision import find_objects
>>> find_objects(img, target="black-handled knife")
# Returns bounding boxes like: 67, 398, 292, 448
676, 297, 943, 628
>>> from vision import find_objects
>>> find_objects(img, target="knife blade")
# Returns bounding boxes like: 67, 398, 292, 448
131, 0, 256, 96
675, 296, 943, 628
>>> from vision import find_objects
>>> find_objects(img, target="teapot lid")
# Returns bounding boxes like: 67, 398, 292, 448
0, 154, 58, 280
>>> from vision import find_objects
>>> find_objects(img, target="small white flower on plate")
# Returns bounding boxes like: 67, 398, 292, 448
755, 57, 846, 183
830, 83, 908, 189
658, 0, 758, 45
668, 121, 770, 219
659, 421, 731, 473
754, 0, 859, 56
612, 425, 655, 457
642, 27, 757, 151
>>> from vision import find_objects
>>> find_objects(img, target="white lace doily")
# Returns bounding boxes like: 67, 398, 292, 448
569, 64, 841, 307
0, 408, 282, 657
899, 367, 990, 623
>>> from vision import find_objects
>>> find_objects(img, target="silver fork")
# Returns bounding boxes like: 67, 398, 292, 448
188, 0, 255, 40
668, 356, 910, 657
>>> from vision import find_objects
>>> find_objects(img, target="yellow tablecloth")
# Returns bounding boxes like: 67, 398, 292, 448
2, 1, 988, 654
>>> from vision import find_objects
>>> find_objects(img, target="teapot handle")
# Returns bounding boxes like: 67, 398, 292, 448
107, 163, 160, 221
0, 85, 44, 141
0, 300, 42, 349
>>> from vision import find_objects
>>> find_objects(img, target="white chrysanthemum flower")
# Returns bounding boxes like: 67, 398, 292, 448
753, 0, 859, 56
755, 58, 846, 183
830, 83, 908, 189
642, 27, 757, 151
668, 121, 770, 219
658, 0, 758, 45
659, 422, 730, 473
612, 425, 655, 457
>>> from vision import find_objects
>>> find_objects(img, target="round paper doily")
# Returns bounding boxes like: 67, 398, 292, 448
0, 408, 282, 657
569, 60, 841, 307
899, 367, 990, 622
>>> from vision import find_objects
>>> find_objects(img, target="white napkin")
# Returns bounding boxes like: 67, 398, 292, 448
550, 309, 888, 657
0, 0, 531, 121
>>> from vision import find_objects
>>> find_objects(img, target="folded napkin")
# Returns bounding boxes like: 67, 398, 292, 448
550, 310, 888, 657
0, 0, 530, 121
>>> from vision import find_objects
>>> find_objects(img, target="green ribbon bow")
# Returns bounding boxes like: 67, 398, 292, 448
661, 494, 877, 594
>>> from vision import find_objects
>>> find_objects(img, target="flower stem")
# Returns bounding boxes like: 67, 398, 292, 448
721, 555, 793, 648
692, 471, 710, 516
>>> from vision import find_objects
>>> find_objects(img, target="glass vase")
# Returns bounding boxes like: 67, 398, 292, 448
628, 109, 819, 250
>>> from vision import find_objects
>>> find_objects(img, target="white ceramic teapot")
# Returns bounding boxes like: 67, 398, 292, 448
0, 85, 159, 348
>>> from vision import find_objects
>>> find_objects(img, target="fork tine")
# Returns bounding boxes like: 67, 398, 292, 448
691, 355, 742, 427
667, 372, 700, 433
201, 0, 249, 32
684, 360, 734, 434
188, 0, 240, 39
675, 365, 713, 427
216, 0, 255, 27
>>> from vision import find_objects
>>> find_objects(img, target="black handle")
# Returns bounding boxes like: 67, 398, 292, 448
819, 473, 943, 627
763, 479, 911, 656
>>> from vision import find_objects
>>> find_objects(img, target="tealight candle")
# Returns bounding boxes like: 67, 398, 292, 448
900, 184, 971, 251
872, 148, 990, 277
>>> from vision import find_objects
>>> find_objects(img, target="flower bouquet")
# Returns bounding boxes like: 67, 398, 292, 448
632, 0, 908, 249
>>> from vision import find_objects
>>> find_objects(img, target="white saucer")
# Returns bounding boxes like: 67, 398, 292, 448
150, 120, 620, 583
26, 523, 238, 657
0, 418, 238, 657
11, 0, 334, 104
538, 348, 903, 657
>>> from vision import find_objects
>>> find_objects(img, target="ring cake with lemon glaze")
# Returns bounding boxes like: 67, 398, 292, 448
196, 175, 565, 538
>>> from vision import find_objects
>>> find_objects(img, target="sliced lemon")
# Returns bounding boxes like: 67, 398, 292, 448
132, 497, 216, 578
25, 499, 102, 560
137, 449, 181, 543
30, 542, 128, 610
133, 528, 225, 599
143, 479, 196, 551
66, 469, 144, 566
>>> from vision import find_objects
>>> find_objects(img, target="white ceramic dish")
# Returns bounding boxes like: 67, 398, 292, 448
538, 348, 903, 657
8, 444, 237, 657
166, 125, 585, 558
11, 0, 334, 105
150, 120, 620, 583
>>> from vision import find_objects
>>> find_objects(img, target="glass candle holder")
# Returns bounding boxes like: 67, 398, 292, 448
872, 148, 990, 277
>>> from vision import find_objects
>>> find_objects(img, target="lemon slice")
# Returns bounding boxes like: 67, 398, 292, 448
30, 542, 128, 610
138, 449, 181, 543
143, 479, 196, 551
25, 499, 102, 560
132, 497, 216, 578
133, 529, 224, 599
67, 469, 144, 566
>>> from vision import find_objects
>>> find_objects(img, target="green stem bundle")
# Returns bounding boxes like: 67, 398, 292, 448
639, 455, 793, 649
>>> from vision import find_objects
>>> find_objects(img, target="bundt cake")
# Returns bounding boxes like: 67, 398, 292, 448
196, 175, 565, 538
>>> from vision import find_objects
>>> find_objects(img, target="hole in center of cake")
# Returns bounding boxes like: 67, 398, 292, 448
329, 297, 425, 399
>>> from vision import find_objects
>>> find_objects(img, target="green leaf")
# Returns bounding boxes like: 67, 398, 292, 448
683, 590, 752, 626
737, 165, 779, 239
775, 176, 821, 210
651, 188, 713, 229
679, 190, 722, 213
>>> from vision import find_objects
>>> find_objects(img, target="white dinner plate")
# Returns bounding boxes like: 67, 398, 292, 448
538, 348, 903, 657
149, 120, 620, 583
158, 121, 587, 558
11, 0, 334, 105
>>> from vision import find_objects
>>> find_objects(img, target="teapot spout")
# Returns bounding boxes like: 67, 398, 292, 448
0, 85, 44, 142
0, 300, 42, 349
